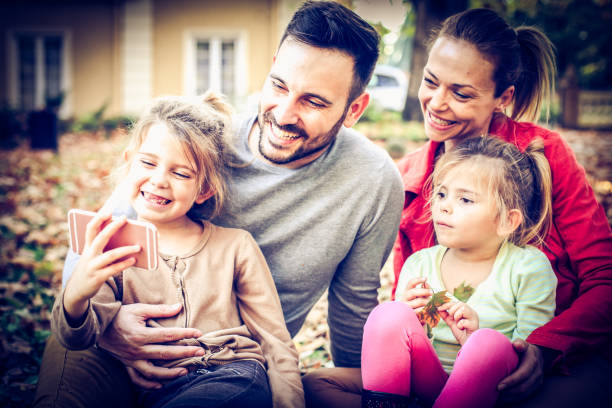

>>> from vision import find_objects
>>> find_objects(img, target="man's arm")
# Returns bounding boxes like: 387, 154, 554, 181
97, 303, 205, 388
327, 163, 404, 366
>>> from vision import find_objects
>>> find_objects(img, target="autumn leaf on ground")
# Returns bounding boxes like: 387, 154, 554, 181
453, 282, 474, 302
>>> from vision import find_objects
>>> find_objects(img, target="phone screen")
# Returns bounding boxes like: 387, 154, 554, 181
68, 209, 158, 270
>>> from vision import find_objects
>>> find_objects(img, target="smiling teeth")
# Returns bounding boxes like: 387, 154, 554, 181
429, 112, 454, 126
142, 191, 170, 205
271, 125, 300, 139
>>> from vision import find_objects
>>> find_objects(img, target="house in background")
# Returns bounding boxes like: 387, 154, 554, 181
0, 0, 306, 119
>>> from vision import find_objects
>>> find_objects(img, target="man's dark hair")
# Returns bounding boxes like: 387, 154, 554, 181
280, 0, 380, 103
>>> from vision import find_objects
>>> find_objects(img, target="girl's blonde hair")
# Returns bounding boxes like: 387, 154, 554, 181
432, 136, 553, 247
118, 90, 232, 220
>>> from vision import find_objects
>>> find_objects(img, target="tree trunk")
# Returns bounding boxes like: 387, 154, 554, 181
402, 0, 468, 121
560, 64, 579, 128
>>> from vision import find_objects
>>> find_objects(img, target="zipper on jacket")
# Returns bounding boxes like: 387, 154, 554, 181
169, 255, 189, 328
177, 262, 189, 327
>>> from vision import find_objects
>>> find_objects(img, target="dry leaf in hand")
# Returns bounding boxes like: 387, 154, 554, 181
416, 282, 475, 337
416, 290, 450, 330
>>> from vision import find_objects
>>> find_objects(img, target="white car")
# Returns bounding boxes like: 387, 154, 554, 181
367, 64, 409, 112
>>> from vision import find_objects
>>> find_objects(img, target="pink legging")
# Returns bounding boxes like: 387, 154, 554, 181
362, 302, 519, 408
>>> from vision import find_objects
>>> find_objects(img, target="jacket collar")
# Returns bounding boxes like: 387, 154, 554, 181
401, 140, 441, 195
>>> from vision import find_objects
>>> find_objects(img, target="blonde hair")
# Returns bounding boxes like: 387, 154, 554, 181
432, 136, 553, 247
117, 90, 232, 219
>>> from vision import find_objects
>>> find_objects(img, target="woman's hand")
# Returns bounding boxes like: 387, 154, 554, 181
97, 303, 206, 389
438, 300, 479, 345
63, 212, 141, 323
497, 339, 545, 403
398, 277, 433, 310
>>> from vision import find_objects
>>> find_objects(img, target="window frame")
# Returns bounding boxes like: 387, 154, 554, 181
183, 28, 247, 103
7, 28, 72, 117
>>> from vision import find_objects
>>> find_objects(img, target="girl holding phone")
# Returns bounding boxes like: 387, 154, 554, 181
51, 92, 304, 408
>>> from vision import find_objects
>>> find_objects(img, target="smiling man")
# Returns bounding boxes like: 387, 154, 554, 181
253, 41, 364, 167
34, 2, 404, 408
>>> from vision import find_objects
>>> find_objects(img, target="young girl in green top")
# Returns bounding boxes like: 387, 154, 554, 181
361, 136, 557, 408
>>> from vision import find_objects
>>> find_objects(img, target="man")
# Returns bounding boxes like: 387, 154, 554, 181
34, 2, 404, 406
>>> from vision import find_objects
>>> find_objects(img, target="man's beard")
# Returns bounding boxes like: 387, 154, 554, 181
257, 108, 347, 165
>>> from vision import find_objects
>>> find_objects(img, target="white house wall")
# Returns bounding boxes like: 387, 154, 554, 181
122, 0, 153, 115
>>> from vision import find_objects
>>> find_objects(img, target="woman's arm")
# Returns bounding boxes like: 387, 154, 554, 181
527, 133, 612, 356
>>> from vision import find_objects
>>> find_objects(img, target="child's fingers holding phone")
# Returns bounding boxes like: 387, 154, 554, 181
84, 213, 130, 253
64, 244, 141, 322
85, 244, 142, 278
64, 213, 142, 322
69, 209, 158, 270
83, 211, 113, 248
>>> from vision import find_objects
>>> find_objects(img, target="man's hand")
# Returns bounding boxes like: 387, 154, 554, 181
98, 303, 205, 389
497, 339, 544, 403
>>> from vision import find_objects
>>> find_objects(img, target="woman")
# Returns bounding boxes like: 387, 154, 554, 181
303, 8, 612, 408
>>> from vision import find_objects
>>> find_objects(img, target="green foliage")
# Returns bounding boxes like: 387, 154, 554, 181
393, 2, 416, 69
355, 107, 427, 159
473, 0, 612, 89
71, 102, 108, 133
370, 21, 391, 57
355, 112, 426, 142
360, 101, 388, 123
69, 102, 135, 138
102, 115, 136, 137
538, 94, 561, 125
0, 267, 55, 408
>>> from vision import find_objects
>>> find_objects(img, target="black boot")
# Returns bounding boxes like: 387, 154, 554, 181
361, 389, 416, 408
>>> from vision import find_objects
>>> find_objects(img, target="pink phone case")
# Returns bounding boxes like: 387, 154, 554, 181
68, 209, 158, 270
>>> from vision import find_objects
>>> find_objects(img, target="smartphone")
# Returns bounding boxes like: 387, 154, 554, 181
68, 209, 158, 270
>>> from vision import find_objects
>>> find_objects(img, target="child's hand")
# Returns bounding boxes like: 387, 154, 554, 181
63, 212, 141, 324
398, 277, 433, 310
438, 301, 479, 345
